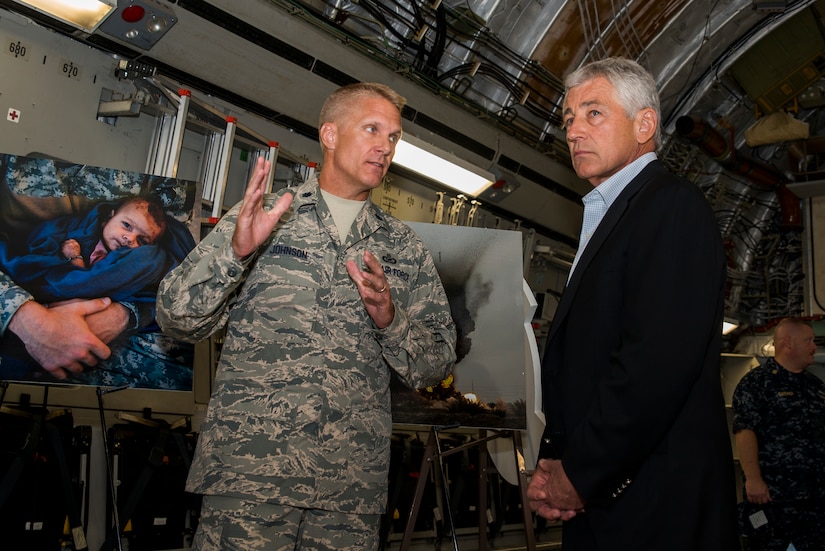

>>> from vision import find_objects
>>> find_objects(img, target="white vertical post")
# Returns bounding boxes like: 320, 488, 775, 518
163, 89, 191, 178
145, 111, 174, 175
267, 141, 280, 193
200, 131, 223, 204
306, 161, 317, 183
210, 116, 237, 221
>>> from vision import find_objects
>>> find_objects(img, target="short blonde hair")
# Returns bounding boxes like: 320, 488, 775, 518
318, 82, 406, 130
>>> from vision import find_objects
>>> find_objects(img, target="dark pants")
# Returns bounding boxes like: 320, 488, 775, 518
740, 499, 825, 551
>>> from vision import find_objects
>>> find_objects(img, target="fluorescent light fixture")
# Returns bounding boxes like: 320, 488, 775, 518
722, 317, 739, 335
392, 133, 495, 197
12, 0, 116, 32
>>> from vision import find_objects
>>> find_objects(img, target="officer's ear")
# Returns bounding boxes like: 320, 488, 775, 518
320, 122, 337, 151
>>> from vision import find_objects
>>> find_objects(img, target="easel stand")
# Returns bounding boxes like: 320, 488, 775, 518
96, 384, 129, 551
399, 426, 536, 551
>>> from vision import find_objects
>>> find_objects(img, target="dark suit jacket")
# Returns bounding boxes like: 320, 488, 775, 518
539, 160, 739, 550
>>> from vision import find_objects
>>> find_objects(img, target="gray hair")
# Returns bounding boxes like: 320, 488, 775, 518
565, 57, 662, 149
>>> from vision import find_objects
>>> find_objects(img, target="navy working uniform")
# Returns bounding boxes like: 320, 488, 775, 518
732, 357, 825, 550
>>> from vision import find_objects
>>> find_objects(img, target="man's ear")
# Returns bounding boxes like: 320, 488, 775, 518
636, 108, 657, 144
320, 122, 337, 151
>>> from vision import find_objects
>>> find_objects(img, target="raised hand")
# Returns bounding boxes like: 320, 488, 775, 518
231, 157, 294, 260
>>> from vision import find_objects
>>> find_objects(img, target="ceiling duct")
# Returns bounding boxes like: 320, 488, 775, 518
675, 115, 801, 230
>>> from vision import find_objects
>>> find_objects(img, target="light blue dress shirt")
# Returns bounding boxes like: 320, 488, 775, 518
568, 152, 658, 281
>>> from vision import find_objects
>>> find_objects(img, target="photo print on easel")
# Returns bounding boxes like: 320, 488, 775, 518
0, 154, 199, 391
392, 223, 527, 430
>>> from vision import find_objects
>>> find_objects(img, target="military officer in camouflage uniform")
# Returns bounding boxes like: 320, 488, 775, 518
156, 82, 457, 550
732, 317, 825, 551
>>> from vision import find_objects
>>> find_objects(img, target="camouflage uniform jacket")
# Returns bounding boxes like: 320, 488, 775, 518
156, 177, 457, 514
0, 271, 32, 334
732, 357, 825, 501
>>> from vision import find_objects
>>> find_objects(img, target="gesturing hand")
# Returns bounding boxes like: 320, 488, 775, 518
346, 250, 394, 329
232, 157, 294, 260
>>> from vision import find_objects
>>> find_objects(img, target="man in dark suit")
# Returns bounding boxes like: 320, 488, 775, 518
526, 57, 740, 550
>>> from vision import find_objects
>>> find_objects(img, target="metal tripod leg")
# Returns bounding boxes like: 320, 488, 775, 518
96, 385, 129, 551
399, 430, 437, 551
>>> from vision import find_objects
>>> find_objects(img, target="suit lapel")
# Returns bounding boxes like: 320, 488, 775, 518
546, 162, 662, 344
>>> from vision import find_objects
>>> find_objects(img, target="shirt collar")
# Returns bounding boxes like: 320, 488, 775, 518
586, 152, 657, 209
291, 176, 390, 233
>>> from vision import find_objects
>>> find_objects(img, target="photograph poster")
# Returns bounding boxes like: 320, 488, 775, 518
392, 222, 527, 430
0, 154, 199, 391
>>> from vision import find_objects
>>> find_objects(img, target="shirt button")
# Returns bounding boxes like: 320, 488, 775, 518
228, 268, 237, 277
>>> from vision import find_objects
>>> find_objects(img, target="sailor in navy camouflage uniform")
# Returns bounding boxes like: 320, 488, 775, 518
156, 83, 456, 550
732, 317, 825, 551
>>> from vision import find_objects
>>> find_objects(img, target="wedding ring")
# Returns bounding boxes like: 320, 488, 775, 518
378, 285, 386, 293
